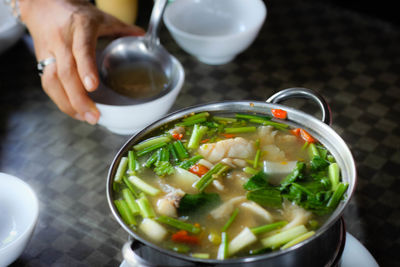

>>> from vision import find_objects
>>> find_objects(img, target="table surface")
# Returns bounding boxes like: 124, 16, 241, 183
1, 0, 399, 266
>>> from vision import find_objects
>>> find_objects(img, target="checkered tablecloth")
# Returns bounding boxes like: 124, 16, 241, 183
1, 0, 399, 266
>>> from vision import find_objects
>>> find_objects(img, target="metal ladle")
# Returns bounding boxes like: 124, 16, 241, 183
97, 0, 175, 104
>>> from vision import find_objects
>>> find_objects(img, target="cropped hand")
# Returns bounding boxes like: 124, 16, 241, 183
20, 0, 145, 124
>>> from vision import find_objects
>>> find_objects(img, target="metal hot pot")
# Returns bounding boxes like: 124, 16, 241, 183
106, 88, 357, 266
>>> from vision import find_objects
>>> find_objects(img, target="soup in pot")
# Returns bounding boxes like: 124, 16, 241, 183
112, 110, 348, 259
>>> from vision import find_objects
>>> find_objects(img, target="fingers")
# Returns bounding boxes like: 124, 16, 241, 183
72, 23, 99, 93
54, 46, 100, 125
41, 62, 83, 121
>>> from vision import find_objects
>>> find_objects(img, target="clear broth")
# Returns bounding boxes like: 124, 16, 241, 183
106, 63, 169, 99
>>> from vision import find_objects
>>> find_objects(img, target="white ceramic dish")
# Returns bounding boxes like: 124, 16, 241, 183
91, 55, 184, 136
163, 0, 267, 65
0, 1, 25, 55
0, 173, 39, 267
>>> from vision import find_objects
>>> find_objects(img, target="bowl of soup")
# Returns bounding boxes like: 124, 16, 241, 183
106, 88, 356, 266
91, 37, 185, 135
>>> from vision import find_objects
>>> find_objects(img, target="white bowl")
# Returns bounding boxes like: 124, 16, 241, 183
0, 173, 39, 267
0, 1, 25, 55
91, 56, 185, 135
163, 0, 267, 65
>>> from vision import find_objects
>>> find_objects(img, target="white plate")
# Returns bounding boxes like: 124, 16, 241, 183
119, 232, 379, 267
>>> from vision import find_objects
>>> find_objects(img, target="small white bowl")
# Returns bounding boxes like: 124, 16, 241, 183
91, 53, 185, 135
163, 0, 267, 65
0, 173, 39, 267
0, 1, 25, 55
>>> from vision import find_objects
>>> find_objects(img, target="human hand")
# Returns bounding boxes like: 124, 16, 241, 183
20, 0, 145, 124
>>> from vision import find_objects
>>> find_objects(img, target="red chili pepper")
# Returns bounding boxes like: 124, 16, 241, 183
299, 128, 316, 143
171, 230, 200, 245
221, 133, 236, 139
271, 108, 288, 119
291, 128, 301, 137
200, 138, 210, 144
172, 133, 183, 140
189, 164, 209, 177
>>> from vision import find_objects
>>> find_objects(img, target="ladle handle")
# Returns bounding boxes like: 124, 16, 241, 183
266, 87, 332, 125
147, 0, 168, 47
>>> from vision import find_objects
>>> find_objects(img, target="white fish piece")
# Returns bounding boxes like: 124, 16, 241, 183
212, 179, 225, 191
198, 159, 214, 169
156, 189, 185, 218
263, 161, 297, 185
221, 158, 247, 168
281, 201, 312, 230
257, 125, 278, 146
198, 137, 255, 163
210, 196, 247, 220
240, 201, 274, 222
261, 144, 287, 162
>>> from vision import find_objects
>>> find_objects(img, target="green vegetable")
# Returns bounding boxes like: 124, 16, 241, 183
261, 225, 307, 249
154, 161, 175, 177
328, 163, 340, 190
246, 188, 282, 208
224, 126, 257, 134
251, 221, 288, 235
128, 176, 160, 196
122, 189, 140, 215
280, 162, 306, 188
243, 171, 269, 191
166, 242, 190, 253
310, 156, 330, 171
114, 156, 128, 182
235, 113, 271, 121
217, 232, 229, 260
168, 143, 179, 164
327, 182, 348, 209
128, 150, 138, 175
182, 112, 210, 122
114, 199, 137, 226
173, 140, 189, 160
280, 231, 315, 249
144, 150, 159, 168
123, 176, 140, 198
213, 116, 237, 123
156, 215, 201, 234
133, 135, 171, 151
176, 117, 207, 126
178, 155, 203, 170
188, 124, 208, 149
178, 193, 221, 216
308, 143, 320, 158
221, 208, 239, 232
191, 253, 210, 259
136, 141, 168, 157
243, 166, 259, 175
137, 193, 156, 218
195, 162, 228, 192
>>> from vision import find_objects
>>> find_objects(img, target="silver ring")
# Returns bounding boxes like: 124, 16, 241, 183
37, 57, 56, 76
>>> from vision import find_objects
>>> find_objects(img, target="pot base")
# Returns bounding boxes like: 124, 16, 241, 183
121, 218, 346, 267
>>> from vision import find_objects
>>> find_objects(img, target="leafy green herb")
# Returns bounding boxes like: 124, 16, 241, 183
280, 162, 306, 189
243, 171, 269, 191
310, 156, 330, 171
154, 161, 175, 177
246, 188, 282, 209
178, 193, 221, 216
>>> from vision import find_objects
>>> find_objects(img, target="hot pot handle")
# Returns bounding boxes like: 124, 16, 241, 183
266, 87, 332, 125
122, 239, 144, 267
